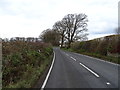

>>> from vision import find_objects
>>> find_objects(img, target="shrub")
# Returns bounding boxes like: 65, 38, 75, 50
2, 41, 53, 88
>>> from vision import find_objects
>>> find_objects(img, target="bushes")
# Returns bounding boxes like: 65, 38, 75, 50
71, 35, 120, 56
2, 41, 53, 88
68, 35, 120, 64
96, 40, 108, 56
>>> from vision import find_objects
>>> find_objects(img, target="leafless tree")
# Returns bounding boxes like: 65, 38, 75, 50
53, 21, 66, 47
54, 14, 88, 48
40, 29, 60, 46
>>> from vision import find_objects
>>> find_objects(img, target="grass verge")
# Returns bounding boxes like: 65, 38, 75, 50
62, 48, 119, 64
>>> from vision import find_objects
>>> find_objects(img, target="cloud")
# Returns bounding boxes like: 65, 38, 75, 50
0, 0, 119, 39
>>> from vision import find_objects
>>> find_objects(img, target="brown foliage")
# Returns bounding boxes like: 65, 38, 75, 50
2, 41, 52, 87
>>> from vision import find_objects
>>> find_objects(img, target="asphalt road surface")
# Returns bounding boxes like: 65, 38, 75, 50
44, 48, 119, 88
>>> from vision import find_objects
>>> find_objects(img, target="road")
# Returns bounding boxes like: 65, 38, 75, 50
43, 48, 119, 88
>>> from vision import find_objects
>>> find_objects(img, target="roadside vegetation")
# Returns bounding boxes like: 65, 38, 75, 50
2, 13, 88, 88
2, 41, 53, 88
39, 13, 119, 64
62, 35, 120, 64
40, 13, 88, 47
2, 12, 119, 88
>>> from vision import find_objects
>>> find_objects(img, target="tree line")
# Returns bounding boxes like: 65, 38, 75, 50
40, 13, 88, 48
2, 37, 41, 42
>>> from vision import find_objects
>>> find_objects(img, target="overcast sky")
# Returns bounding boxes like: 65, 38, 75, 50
0, 0, 118, 40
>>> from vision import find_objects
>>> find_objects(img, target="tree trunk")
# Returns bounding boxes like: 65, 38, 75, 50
61, 36, 64, 48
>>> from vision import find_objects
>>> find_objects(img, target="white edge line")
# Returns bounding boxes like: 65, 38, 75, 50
79, 63, 100, 78
70, 57, 76, 61
41, 51, 55, 89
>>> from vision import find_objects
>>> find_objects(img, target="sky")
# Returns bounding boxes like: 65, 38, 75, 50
0, 0, 119, 40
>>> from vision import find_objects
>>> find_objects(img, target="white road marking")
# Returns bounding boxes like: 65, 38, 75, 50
75, 53, 119, 66
106, 82, 111, 85
79, 63, 100, 78
66, 54, 69, 56
41, 51, 55, 88
70, 57, 76, 61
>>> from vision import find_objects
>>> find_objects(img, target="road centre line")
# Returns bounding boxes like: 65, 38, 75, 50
70, 57, 76, 61
66, 54, 69, 56
79, 63, 100, 78
75, 53, 119, 66
106, 82, 111, 85
41, 51, 55, 88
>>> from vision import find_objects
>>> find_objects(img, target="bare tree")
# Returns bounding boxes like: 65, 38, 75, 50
40, 29, 60, 46
40, 29, 51, 43
53, 13, 88, 48
53, 21, 66, 48
61, 13, 88, 48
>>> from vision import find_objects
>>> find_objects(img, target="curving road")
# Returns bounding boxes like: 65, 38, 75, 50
43, 48, 119, 89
